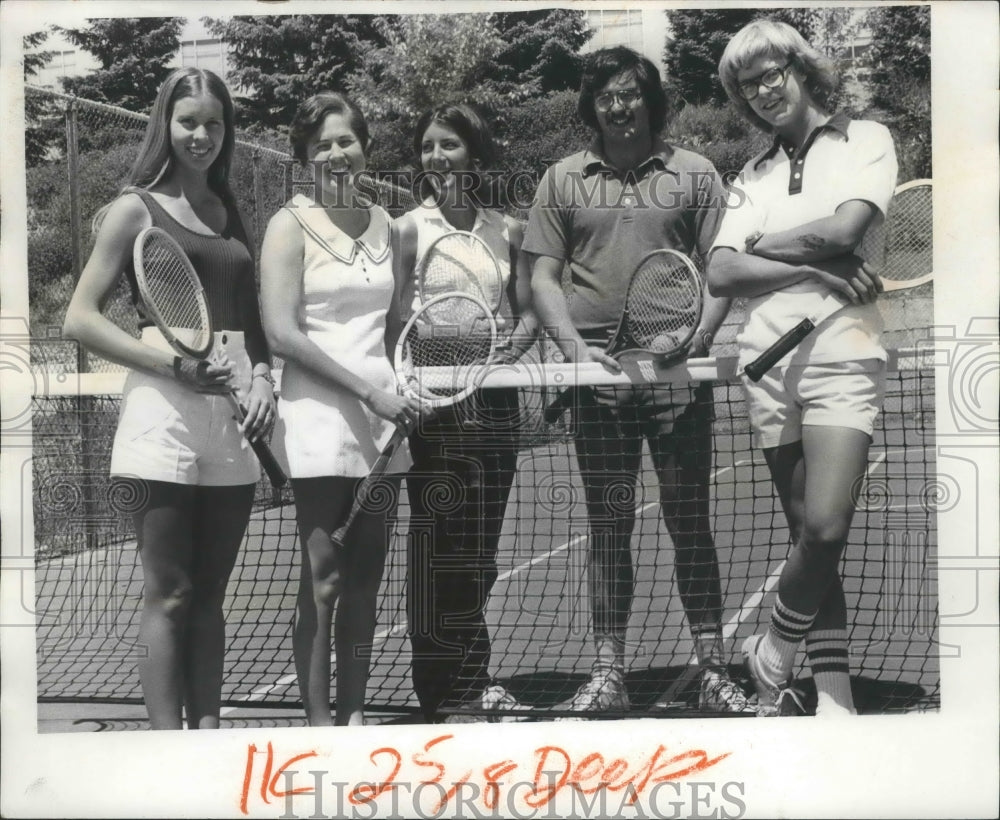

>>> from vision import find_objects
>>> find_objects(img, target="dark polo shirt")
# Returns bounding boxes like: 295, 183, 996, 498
523, 137, 726, 336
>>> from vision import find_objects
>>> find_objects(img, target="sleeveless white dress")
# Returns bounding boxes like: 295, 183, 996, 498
273, 194, 410, 478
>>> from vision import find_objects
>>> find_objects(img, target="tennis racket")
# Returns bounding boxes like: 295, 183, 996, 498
744, 179, 932, 382
418, 230, 505, 316
132, 227, 287, 488
543, 248, 704, 423
330, 291, 498, 548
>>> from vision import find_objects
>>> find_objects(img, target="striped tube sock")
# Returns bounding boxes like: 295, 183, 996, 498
759, 596, 815, 681
806, 629, 855, 714
691, 623, 726, 669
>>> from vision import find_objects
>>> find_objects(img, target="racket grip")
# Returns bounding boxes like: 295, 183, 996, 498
543, 387, 575, 424
331, 429, 405, 548
228, 394, 288, 488
743, 319, 815, 382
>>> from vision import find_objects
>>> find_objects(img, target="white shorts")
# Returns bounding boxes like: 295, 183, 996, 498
110, 329, 261, 486
744, 358, 887, 449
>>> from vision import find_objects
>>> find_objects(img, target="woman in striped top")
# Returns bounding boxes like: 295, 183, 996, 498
63, 68, 275, 730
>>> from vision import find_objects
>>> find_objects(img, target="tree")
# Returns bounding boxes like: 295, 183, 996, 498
663, 9, 816, 105
55, 17, 183, 112
864, 5, 931, 179
344, 14, 519, 169
490, 10, 591, 94
203, 15, 386, 131
865, 5, 930, 110
23, 29, 59, 167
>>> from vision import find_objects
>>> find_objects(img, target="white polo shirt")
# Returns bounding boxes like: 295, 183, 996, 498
712, 114, 898, 367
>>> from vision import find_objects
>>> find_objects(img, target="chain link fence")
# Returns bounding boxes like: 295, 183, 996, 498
24, 85, 419, 374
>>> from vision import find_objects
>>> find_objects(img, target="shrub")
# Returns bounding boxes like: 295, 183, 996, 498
666, 102, 770, 180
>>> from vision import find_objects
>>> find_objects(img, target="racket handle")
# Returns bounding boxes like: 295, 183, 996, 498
227, 393, 288, 488
743, 319, 815, 382
331, 427, 407, 548
543, 387, 575, 424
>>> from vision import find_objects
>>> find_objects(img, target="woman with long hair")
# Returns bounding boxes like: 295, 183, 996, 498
63, 67, 276, 729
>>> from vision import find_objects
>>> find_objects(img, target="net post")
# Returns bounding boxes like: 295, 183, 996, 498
65, 96, 99, 550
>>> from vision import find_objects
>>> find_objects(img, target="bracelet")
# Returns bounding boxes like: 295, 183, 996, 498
172, 356, 183, 380
253, 371, 276, 387
695, 328, 714, 348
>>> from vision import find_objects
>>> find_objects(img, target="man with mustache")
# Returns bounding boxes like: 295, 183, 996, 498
523, 47, 746, 716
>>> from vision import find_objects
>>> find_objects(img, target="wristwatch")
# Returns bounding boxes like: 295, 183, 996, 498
744, 230, 764, 255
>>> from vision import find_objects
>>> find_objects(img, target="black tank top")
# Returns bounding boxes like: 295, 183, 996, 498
125, 189, 268, 366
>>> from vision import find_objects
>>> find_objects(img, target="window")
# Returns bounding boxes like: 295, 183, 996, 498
583, 10, 644, 52
30, 50, 78, 90
177, 39, 227, 78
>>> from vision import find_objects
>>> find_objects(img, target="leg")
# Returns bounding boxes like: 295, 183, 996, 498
571, 390, 641, 708
407, 422, 466, 720
445, 390, 520, 708
646, 392, 724, 648
647, 390, 752, 712
183, 483, 255, 729
753, 427, 871, 713
132, 480, 197, 730
333, 476, 397, 726
292, 477, 353, 726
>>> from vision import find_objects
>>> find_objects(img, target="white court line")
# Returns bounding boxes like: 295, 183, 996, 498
229, 450, 907, 712
222, 459, 757, 711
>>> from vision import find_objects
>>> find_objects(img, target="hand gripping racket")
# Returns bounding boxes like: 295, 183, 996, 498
133, 227, 288, 488
330, 291, 498, 548
543, 248, 704, 423
418, 230, 505, 317
744, 179, 933, 382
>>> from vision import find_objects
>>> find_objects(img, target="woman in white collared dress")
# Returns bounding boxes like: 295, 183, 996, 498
260, 92, 421, 726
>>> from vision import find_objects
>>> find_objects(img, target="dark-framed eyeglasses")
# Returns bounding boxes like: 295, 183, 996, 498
737, 62, 794, 101
594, 88, 642, 111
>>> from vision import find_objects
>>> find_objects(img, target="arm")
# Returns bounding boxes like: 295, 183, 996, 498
62, 194, 231, 389
259, 209, 418, 427
500, 216, 540, 361
530, 254, 619, 370
708, 247, 881, 305
748, 199, 879, 263
387, 214, 417, 356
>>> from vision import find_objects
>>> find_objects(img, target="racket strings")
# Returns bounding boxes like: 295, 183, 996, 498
625, 262, 702, 352
139, 235, 211, 351
399, 296, 495, 402
859, 183, 932, 281
885, 186, 932, 279
421, 235, 503, 308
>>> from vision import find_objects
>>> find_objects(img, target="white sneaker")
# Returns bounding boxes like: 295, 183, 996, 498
699, 668, 755, 713
559, 671, 630, 718
481, 684, 531, 723
442, 684, 530, 723
742, 634, 805, 717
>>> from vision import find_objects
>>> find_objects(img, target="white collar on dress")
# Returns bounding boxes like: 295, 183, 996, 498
287, 193, 390, 264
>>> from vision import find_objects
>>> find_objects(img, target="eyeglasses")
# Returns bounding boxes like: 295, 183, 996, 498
594, 89, 642, 111
737, 62, 794, 101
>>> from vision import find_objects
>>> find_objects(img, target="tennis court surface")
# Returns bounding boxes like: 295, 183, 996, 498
32, 352, 940, 730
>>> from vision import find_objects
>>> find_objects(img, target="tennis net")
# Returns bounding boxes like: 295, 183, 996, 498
32, 351, 939, 718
